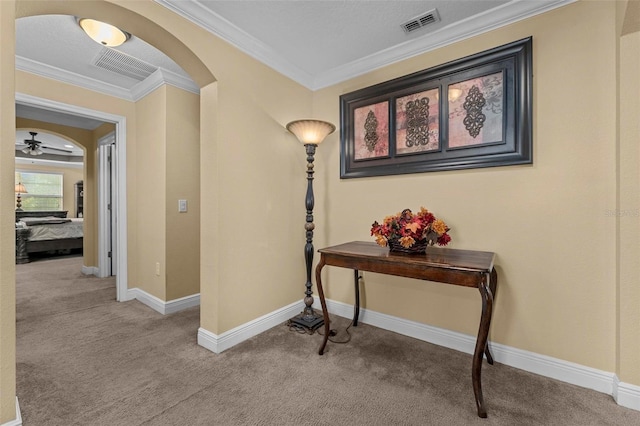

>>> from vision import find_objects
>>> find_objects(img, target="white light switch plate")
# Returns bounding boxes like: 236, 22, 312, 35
178, 199, 187, 212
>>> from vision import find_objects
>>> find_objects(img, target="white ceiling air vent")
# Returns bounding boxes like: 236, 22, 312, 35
92, 47, 158, 81
401, 9, 441, 34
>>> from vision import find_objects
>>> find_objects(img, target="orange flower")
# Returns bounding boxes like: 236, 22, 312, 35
399, 236, 415, 248
375, 235, 388, 247
431, 219, 448, 235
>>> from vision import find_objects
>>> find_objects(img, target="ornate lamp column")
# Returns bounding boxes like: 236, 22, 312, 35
15, 183, 27, 211
286, 119, 336, 333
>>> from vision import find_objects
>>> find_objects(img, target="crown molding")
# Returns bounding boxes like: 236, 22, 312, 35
16, 56, 200, 102
16, 56, 134, 100
131, 68, 200, 100
157, 0, 575, 90
15, 156, 84, 169
154, 0, 315, 88
313, 0, 576, 89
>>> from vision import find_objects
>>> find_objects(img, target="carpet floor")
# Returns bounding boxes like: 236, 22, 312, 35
15, 256, 640, 425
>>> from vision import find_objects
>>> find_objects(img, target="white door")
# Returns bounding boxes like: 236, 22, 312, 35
98, 133, 116, 277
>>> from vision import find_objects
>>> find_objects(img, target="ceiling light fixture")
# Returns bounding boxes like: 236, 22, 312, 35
79, 18, 129, 47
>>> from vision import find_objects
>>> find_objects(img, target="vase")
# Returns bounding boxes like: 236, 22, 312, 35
388, 239, 429, 254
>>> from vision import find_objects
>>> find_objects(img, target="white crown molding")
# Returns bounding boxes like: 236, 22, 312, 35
131, 68, 200, 100
157, 0, 576, 90
16, 56, 200, 101
16, 56, 134, 101
154, 0, 315, 88
313, 0, 576, 89
15, 157, 83, 169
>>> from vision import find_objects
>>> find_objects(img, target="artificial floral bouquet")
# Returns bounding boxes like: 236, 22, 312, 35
370, 207, 451, 249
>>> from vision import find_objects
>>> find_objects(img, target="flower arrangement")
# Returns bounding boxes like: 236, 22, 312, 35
370, 207, 451, 252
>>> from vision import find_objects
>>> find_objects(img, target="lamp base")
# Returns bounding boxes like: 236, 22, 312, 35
288, 310, 324, 333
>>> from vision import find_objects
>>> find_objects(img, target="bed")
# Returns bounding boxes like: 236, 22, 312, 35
15, 211, 83, 264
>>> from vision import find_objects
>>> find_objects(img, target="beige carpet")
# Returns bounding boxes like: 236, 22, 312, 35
15, 256, 640, 425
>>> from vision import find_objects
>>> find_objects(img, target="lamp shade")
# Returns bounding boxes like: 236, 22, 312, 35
286, 120, 336, 145
15, 183, 27, 194
79, 18, 129, 47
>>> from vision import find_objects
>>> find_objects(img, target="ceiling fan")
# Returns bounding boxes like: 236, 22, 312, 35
16, 132, 73, 156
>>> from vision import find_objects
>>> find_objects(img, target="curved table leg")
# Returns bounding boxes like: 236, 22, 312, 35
353, 269, 360, 326
484, 268, 498, 365
473, 274, 494, 418
315, 257, 330, 355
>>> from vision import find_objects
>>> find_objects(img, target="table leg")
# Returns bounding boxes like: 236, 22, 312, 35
484, 268, 498, 365
472, 275, 494, 418
353, 269, 361, 326
315, 257, 330, 355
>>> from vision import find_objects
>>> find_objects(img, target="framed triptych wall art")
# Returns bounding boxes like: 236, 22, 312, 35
339, 37, 533, 178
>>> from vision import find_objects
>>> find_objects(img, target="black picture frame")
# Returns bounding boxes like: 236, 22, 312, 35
340, 37, 532, 179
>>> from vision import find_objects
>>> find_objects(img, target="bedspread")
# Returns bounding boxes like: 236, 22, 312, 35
25, 218, 83, 241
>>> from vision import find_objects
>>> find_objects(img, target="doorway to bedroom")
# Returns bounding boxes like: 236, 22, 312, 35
15, 94, 128, 301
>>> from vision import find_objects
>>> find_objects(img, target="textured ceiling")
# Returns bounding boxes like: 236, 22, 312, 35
14, 0, 575, 160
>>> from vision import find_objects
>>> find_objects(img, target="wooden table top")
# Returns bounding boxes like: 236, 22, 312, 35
318, 241, 495, 274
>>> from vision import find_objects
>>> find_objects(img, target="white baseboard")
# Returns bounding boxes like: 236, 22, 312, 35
614, 375, 640, 411
1, 398, 22, 426
81, 265, 98, 276
171, 293, 640, 413
126, 288, 200, 315
198, 300, 303, 354
312, 298, 638, 411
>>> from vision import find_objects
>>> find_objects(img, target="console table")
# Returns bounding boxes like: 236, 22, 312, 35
314, 241, 497, 418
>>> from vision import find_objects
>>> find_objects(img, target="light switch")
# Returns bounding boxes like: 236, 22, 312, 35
178, 199, 188, 212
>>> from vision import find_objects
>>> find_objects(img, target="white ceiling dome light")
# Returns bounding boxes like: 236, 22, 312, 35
78, 18, 129, 47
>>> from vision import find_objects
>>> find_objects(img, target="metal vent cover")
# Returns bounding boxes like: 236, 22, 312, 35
401, 9, 440, 34
92, 47, 158, 81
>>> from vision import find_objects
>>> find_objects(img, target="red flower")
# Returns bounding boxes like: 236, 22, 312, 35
437, 233, 451, 246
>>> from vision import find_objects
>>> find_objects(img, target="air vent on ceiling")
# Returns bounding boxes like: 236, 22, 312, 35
401, 9, 440, 34
92, 47, 158, 81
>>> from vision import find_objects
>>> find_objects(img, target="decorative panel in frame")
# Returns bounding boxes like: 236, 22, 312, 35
340, 37, 532, 178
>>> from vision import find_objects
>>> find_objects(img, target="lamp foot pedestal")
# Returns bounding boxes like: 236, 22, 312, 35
288, 310, 324, 333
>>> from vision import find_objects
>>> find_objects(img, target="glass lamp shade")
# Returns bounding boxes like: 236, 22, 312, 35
286, 120, 336, 145
28, 147, 43, 156
79, 18, 129, 47
15, 183, 27, 194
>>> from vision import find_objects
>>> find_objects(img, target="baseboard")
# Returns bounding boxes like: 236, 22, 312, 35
1, 398, 22, 426
198, 300, 303, 354
81, 265, 98, 276
150, 293, 640, 413
313, 298, 631, 407
126, 288, 200, 315
614, 375, 640, 410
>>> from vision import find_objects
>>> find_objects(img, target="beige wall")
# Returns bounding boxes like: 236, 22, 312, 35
1, 0, 637, 423
314, 0, 623, 374
135, 88, 168, 300
617, 0, 640, 387
165, 85, 200, 300
0, 2, 15, 422
133, 84, 201, 301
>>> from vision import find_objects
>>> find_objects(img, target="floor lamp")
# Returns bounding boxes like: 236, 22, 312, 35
286, 119, 336, 333
15, 183, 27, 211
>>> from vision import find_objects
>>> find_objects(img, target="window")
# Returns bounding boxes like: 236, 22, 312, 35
15, 171, 63, 211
